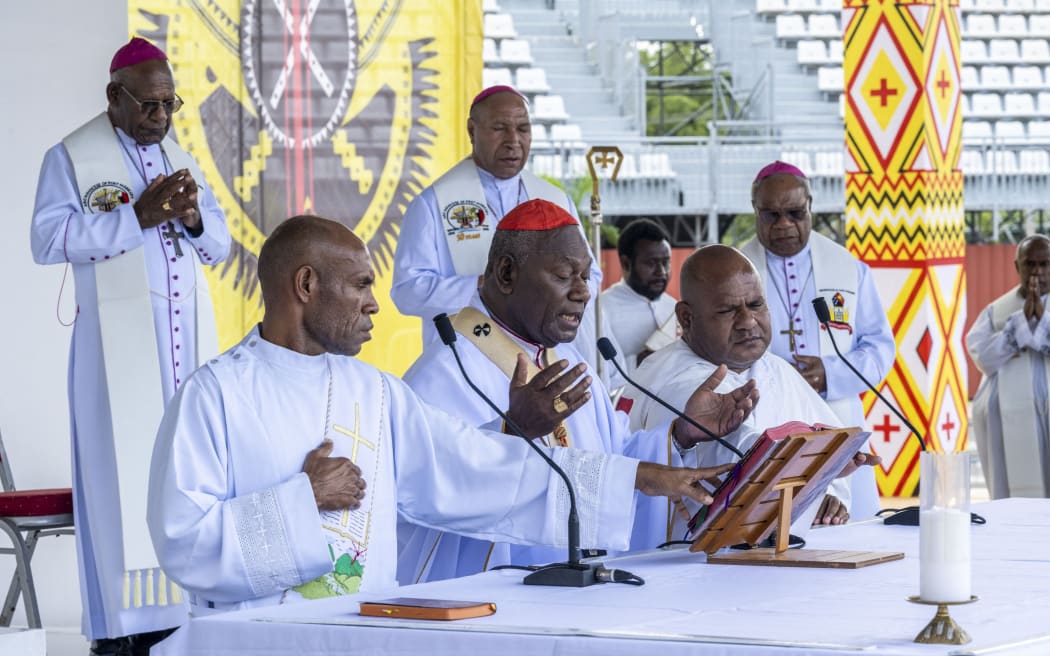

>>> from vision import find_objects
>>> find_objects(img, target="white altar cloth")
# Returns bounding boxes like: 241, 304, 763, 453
154, 498, 1050, 655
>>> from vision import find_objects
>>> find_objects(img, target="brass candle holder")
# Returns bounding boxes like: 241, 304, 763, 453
906, 595, 978, 644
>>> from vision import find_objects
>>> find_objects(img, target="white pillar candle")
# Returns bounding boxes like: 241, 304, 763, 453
919, 507, 971, 602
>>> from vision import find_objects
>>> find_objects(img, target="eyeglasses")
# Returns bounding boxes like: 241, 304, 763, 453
121, 85, 183, 116
756, 207, 809, 224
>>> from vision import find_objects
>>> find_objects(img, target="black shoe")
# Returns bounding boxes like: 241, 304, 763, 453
128, 627, 178, 656
89, 636, 134, 656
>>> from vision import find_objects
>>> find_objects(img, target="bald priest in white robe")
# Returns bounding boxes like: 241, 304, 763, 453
967, 234, 1050, 499
397, 200, 757, 583
147, 215, 736, 616
627, 245, 877, 546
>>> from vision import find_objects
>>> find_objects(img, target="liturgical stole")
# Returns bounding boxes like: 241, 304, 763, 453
742, 233, 859, 424
433, 158, 571, 275
63, 112, 218, 607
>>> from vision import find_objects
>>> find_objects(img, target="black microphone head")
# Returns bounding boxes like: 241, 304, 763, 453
433, 313, 457, 345
812, 297, 831, 324
596, 337, 618, 361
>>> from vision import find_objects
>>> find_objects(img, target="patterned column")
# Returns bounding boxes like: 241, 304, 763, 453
843, 0, 967, 496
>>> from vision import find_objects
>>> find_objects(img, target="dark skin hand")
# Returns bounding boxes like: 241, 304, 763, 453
134, 169, 202, 230
672, 365, 759, 448
505, 353, 592, 439
1024, 273, 1044, 321
812, 452, 883, 525
302, 439, 367, 511
637, 462, 736, 520
792, 353, 827, 395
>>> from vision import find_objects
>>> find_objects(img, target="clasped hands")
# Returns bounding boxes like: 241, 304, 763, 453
134, 168, 201, 231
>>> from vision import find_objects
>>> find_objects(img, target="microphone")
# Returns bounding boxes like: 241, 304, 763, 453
811, 297, 926, 451
433, 313, 602, 587
597, 337, 745, 459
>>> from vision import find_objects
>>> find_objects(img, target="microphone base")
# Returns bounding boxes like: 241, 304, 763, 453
523, 561, 602, 587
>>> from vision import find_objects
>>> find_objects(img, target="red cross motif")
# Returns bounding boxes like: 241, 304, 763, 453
936, 70, 951, 100
874, 414, 900, 443
941, 412, 956, 443
870, 78, 899, 107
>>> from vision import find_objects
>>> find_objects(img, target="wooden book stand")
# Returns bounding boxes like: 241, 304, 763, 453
691, 426, 904, 569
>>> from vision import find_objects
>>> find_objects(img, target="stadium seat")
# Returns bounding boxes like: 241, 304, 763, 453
530, 124, 550, 149
995, 119, 1026, 140
549, 122, 585, 148
1028, 120, 1050, 139
776, 14, 808, 39
1038, 91, 1050, 114
639, 153, 676, 178
998, 14, 1027, 36
980, 65, 1011, 88
990, 150, 1019, 174
1013, 66, 1043, 89
966, 14, 997, 36
1005, 0, 1035, 10
615, 153, 639, 179
988, 39, 1020, 62
532, 95, 570, 122
757, 0, 788, 14
499, 39, 534, 66
1037, 0, 1050, 10
963, 120, 994, 139
971, 92, 1004, 117
787, 0, 821, 11
813, 150, 843, 177
483, 38, 500, 65
808, 14, 840, 38
483, 67, 513, 89
484, 13, 517, 40
1004, 92, 1036, 115
961, 149, 986, 175
818, 0, 840, 10
975, 0, 1006, 10
1019, 149, 1050, 174
828, 39, 844, 61
516, 68, 551, 94
817, 66, 844, 93
482, 0, 502, 13
961, 40, 989, 63
1021, 39, 1050, 62
797, 40, 828, 65
780, 151, 813, 173
1030, 14, 1050, 36
960, 0, 978, 9
961, 66, 980, 89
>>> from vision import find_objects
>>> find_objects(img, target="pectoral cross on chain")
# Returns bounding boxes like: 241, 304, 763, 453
162, 221, 185, 258
781, 327, 802, 353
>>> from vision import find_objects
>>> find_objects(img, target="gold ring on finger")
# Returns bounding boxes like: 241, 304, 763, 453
162, 200, 173, 211
553, 395, 568, 414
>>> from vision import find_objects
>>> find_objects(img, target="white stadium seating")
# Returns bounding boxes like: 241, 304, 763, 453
483, 13, 517, 40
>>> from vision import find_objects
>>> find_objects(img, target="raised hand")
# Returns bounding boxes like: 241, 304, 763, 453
673, 365, 759, 448
302, 439, 367, 510
133, 168, 201, 230
506, 353, 591, 439
792, 354, 827, 394
812, 493, 848, 526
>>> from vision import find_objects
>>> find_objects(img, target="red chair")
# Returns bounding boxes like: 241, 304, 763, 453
0, 429, 74, 629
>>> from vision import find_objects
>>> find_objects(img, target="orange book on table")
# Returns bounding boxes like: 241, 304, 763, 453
359, 598, 497, 621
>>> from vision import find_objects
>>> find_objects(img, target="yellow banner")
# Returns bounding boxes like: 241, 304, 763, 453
130, 0, 482, 373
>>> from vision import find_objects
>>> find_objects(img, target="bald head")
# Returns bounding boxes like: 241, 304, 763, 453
676, 245, 770, 372
1015, 233, 1050, 298
257, 215, 377, 356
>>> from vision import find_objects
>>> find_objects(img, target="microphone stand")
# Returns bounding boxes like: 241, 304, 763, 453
434, 314, 601, 587
596, 337, 746, 459
810, 298, 926, 451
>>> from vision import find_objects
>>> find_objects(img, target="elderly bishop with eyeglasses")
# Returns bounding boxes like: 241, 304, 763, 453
739, 161, 895, 520
30, 38, 230, 655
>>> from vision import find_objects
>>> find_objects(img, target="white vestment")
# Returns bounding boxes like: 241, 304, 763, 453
600, 281, 678, 376
626, 340, 852, 542
741, 235, 895, 518
147, 328, 639, 613
391, 161, 624, 386
31, 123, 230, 639
966, 288, 1050, 498
397, 296, 681, 584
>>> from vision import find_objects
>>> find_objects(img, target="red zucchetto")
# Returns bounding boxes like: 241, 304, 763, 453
497, 199, 578, 232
